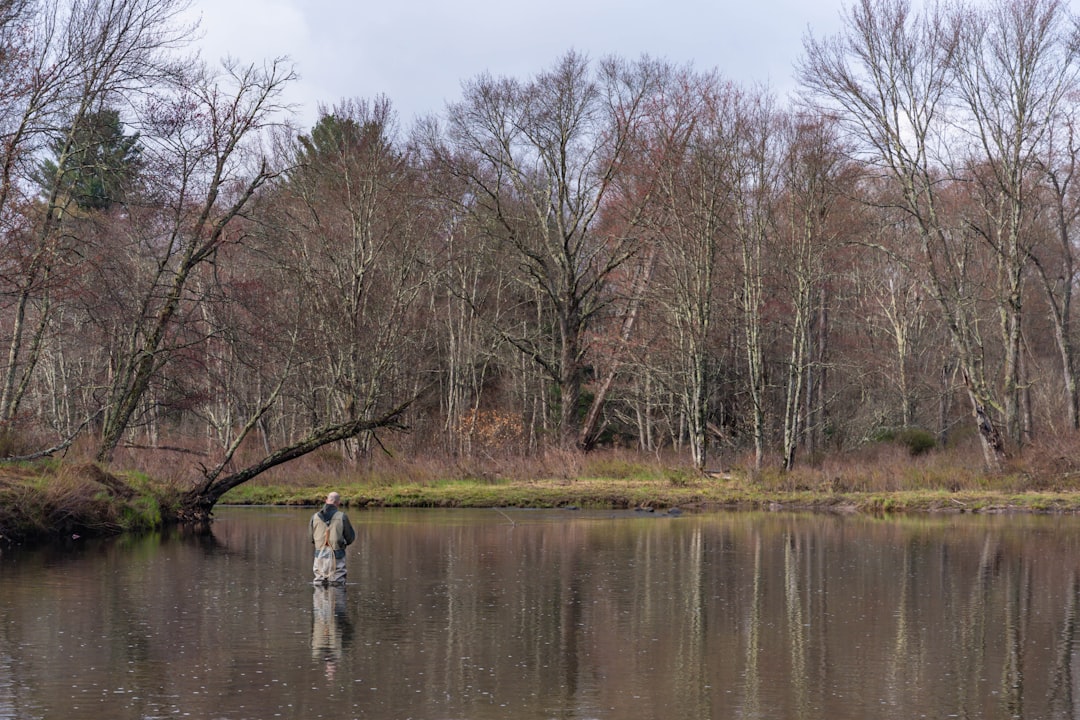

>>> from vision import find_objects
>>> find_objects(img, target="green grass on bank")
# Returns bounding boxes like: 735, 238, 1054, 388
218, 475, 1080, 515
214, 437, 1080, 514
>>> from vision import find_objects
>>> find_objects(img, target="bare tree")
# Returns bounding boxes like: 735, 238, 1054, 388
643, 70, 739, 471
432, 51, 660, 450
269, 99, 430, 458
951, 0, 1080, 445
443, 242, 510, 456
95, 57, 294, 462
800, 0, 1009, 469
99, 92, 439, 520
158, 96, 436, 520
869, 232, 935, 429
776, 113, 850, 470
731, 89, 782, 471
1034, 106, 1080, 430
0, 0, 192, 430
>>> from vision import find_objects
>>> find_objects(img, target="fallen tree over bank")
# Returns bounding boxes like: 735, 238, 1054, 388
0, 398, 415, 542
174, 402, 413, 525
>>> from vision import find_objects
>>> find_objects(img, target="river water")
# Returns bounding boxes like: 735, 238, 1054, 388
1, 507, 1079, 719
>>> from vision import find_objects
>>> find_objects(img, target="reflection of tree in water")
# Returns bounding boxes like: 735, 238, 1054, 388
311, 585, 353, 679
1048, 572, 1080, 718
743, 531, 762, 718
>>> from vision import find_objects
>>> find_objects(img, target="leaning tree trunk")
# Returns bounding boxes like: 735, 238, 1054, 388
176, 401, 413, 524
578, 247, 657, 452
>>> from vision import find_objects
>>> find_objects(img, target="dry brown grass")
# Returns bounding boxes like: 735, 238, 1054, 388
0, 462, 159, 541
730, 434, 1068, 495
1009, 433, 1080, 491
7, 430, 1080, 542
25, 427, 1080, 503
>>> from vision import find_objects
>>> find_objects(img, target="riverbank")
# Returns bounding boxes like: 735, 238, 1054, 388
0, 462, 164, 544
219, 475, 1080, 515
4, 450, 1080, 545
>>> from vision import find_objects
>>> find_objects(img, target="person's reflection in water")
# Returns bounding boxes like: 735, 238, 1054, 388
311, 584, 352, 680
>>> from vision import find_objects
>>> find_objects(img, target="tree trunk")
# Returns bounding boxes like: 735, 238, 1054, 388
964, 371, 1005, 472
177, 401, 412, 523
578, 247, 657, 452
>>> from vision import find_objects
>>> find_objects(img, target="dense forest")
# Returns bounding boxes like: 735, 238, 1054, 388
2, 0, 1079, 505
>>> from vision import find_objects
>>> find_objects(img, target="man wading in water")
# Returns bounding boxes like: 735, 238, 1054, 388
310, 492, 356, 584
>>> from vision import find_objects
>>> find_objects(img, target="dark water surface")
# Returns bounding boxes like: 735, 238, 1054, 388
2, 507, 1080, 719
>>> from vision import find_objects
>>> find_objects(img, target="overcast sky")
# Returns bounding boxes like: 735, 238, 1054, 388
181, 0, 849, 131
